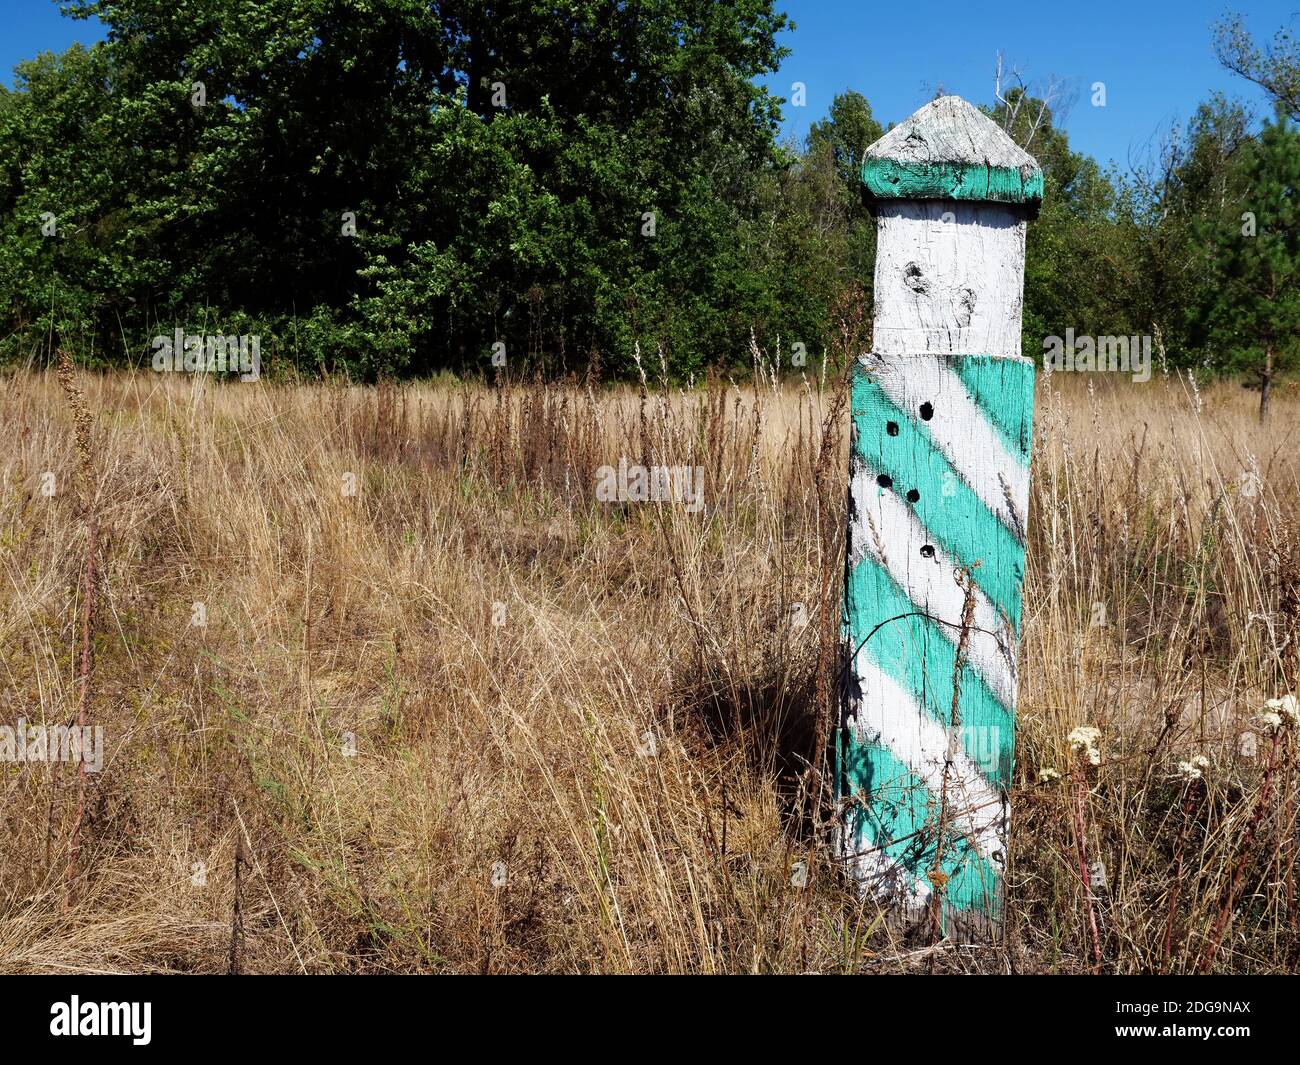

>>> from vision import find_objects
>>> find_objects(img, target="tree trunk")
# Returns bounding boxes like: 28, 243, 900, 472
1260, 344, 1273, 424
467, 21, 485, 117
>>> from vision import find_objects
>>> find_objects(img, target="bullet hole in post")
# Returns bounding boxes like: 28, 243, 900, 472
920, 545, 935, 558
886, 421, 900, 436
919, 401, 934, 420
876, 474, 893, 489
906, 489, 920, 503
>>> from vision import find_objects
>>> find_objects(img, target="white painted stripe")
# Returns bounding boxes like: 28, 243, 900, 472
846, 649, 1008, 871
847, 464, 1019, 710
869, 353, 1030, 542
848, 846, 933, 909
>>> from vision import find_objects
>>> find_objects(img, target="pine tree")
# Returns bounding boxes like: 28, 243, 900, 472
1201, 105, 1300, 422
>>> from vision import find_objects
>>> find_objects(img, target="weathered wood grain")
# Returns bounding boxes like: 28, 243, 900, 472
840, 94, 1041, 939
862, 96, 1043, 214
873, 202, 1027, 359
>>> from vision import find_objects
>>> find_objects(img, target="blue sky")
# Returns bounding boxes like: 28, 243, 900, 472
1, 0, 1294, 171
1, 1, 105, 84
764, 0, 1295, 169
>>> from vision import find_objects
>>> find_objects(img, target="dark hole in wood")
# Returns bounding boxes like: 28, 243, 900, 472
903, 262, 928, 294
920, 544, 935, 558
876, 474, 893, 489
886, 421, 900, 436
906, 489, 920, 503
957, 288, 976, 328
919, 401, 934, 420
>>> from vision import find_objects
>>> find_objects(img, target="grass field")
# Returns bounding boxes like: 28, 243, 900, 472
2, 358, 1298, 973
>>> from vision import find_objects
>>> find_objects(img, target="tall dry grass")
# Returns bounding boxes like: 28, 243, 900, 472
0, 360, 1297, 973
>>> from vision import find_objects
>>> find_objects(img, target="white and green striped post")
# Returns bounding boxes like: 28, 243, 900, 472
838, 96, 1042, 937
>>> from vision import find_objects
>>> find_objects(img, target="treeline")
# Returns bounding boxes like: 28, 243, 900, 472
0, 2, 1296, 390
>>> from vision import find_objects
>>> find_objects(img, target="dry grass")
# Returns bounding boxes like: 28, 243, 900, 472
1, 361, 1298, 974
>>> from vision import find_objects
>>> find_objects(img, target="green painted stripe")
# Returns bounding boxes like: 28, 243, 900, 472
861, 158, 1044, 209
840, 738, 1002, 916
845, 554, 1015, 784
951, 355, 1035, 464
850, 366, 1026, 631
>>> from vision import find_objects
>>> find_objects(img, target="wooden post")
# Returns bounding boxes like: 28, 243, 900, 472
839, 95, 1042, 938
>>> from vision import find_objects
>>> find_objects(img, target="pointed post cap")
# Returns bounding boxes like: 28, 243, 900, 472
861, 95, 1043, 217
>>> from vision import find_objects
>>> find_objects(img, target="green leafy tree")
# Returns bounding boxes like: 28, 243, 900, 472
1215, 13, 1300, 118
1100, 95, 1254, 370
807, 90, 882, 194
1, 0, 794, 379
805, 89, 880, 282
1197, 106, 1300, 421
987, 89, 1130, 359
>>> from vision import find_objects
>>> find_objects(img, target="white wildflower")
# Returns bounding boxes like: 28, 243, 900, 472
1068, 725, 1102, 765
1260, 711, 1284, 732
1264, 694, 1299, 727
1068, 726, 1100, 747
1177, 754, 1210, 781
1038, 767, 1061, 783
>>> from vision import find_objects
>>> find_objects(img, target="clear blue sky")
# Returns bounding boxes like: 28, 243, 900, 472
764, 0, 1296, 170
1, 0, 1294, 172
1, 1, 106, 84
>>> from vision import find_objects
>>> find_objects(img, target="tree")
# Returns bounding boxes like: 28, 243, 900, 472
1, 0, 795, 379
807, 89, 882, 194
1214, 13, 1300, 119
1116, 95, 1254, 368
805, 90, 880, 285
986, 88, 1132, 359
1198, 106, 1300, 421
